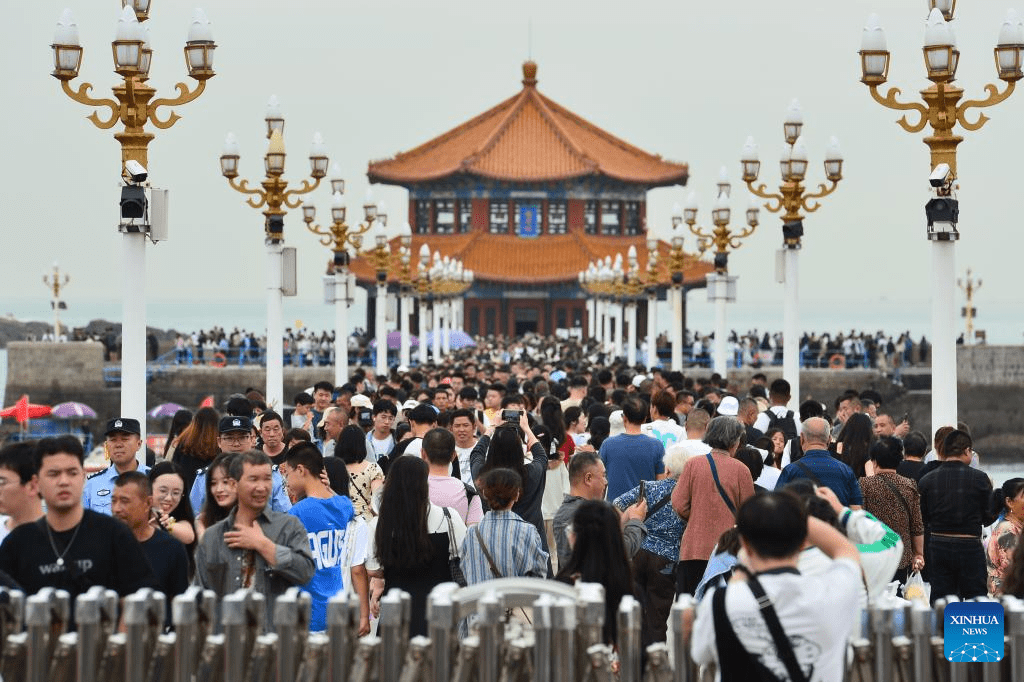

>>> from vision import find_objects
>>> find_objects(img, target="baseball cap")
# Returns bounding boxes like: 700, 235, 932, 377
219, 416, 252, 434
632, 374, 648, 388
717, 396, 740, 417
401, 399, 420, 412
105, 417, 141, 436
350, 394, 373, 410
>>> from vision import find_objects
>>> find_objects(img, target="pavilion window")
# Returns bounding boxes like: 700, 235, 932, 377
547, 200, 567, 234
485, 307, 497, 335
600, 201, 621, 235
414, 200, 432, 234
489, 200, 509, 234
556, 307, 567, 330
469, 307, 480, 336
434, 200, 455, 234
458, 200, 472, 233
624, 201, 641, 235
584, 200, 598, 235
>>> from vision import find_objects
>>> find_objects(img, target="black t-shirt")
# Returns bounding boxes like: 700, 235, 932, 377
896, 459, 926, 481
0, 510, 156, 602
142, 528, 190, 625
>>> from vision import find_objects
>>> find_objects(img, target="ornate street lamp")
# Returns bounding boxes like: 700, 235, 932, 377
684, 169, 759, 377
742, 101, 843, 407
302, 179, 371, 386
218, 97, 327, 408
51, 4, 216, 447
858, 6, 1023, 430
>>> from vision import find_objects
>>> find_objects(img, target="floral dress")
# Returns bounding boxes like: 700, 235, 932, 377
986, 516, 1022, 596
347, 461, 384, 521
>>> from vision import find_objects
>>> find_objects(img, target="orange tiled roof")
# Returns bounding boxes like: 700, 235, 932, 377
348, 232, 712, 287
367, 62, 688, 187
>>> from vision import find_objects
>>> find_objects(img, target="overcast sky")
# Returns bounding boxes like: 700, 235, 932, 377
5, 1, 1022, 335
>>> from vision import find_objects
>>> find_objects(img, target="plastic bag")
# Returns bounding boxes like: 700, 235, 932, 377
902, 570, 931, 604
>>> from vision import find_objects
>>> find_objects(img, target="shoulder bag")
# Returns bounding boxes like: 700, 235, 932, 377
706, 454, 737, 515
441, 507, 467, 587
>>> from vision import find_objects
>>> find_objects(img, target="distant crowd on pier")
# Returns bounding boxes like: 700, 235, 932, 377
0, 350, 1021, 678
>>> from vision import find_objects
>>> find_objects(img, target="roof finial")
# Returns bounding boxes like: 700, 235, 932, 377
522, 60, 537, 87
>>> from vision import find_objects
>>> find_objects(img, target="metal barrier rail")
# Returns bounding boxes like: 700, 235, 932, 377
3, 583, 1024, 681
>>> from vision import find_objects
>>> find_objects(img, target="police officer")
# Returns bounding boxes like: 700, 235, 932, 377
84, 417, 148, 515
188, 416, 291, 513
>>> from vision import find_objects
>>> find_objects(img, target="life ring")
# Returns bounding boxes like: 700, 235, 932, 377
829, 354, 846, 370
211, 352, 227, 368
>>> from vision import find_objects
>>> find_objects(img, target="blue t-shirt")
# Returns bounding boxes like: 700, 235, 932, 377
599, 433, 665, 501
288, 494, 355, 630
775, 449, 864, 507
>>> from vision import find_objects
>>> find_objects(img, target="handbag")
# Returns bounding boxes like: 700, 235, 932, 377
442, 508, 467, 587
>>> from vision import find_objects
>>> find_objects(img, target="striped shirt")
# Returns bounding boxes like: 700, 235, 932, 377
460, 510, 548, 584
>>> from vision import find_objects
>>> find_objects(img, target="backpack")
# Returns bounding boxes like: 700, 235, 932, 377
766, 409, 799, 443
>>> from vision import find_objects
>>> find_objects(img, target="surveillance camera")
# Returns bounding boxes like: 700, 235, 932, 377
124, 160, 148, 184
929, 163, 951, 188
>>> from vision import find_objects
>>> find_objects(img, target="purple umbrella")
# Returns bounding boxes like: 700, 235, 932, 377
370, 332, 419, 350
51, 401, 97, 419
424, 330, 476, 350
148, 402, 186, 419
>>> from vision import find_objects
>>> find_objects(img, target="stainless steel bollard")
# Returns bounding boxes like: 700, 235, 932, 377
249, 632, 278, 682
194, 633, 225, 682
848, 638, 874, 682
380, 589, 410, 682
531, 594, 553, 682
25, 587, 70, 682
890, 635, 911, 682
617, 595, 642, 682
1008, 597, 1024, 682
451, 636, 479, 682
399, 635, 433, 682
76, 585, 116, 682
581, 643, 616, 682
296, 632, 329, 682
643, 643, 673, 682
221, 590, 264, 682
172, 586, 217, 682
348, 635, 381, 682
96, 633, 127, 682
575, 583, 605, 668
551, 597, 576, 682
476, 590, 504, 682
50, 632, 77, 682
669, 594, 698, 682
427, 584, 459, 682
868, 604, 895, 682
124, 588, 165, 682
904, 599, 933, 682
0, 588, 24, 672
148, 633, 177, 682
326, 591, 359, 681
272, 587, 310, 682
498, 637, 532, 682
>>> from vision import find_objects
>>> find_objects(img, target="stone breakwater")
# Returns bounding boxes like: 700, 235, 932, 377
3, 342, 1023, 460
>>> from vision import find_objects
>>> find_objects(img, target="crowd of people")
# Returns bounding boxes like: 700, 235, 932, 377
0, 357, 1019, 678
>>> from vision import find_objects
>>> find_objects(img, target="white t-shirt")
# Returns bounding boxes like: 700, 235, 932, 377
691, 557, 861, 681
752, 406, 803, 438
364, 503, 467, 572
642, 418, 686, 449
455, 443, 476, 488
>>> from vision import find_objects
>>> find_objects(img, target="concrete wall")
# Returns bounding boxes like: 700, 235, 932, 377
957, 346, 1024, 386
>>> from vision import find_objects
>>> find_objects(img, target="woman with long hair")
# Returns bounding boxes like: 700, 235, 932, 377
987, 478, 1024, 596
195, 452, 237, 539
834, 413, 874, 478
556, 500, 634, 645
762, 427, 786, 469
148, 461, 197, 548
337, 424, 384, 521
162, 409, 194, 461
471, 413, 550, 560
172, 407, 221, 494
367, 456, 466, 637
538, 397, 571, 556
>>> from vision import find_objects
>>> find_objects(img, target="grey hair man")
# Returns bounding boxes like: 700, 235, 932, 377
775, 417, 863, 509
